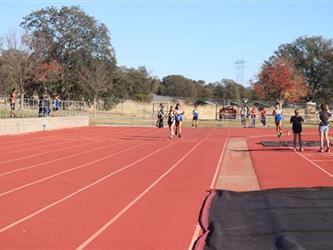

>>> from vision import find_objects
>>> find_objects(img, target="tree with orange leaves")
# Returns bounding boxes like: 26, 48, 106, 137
253, 58, 309, 104
33, 61, 63, 83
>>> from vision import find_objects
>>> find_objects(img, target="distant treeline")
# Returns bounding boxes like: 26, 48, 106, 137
1, 6, 333, 105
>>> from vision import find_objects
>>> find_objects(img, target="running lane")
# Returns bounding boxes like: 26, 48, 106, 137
79, 128, 228, 250
248, 131, 333, 189
0, 128, 225, 249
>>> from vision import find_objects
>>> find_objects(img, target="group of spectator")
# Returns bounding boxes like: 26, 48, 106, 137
239, 105, 267, 128
218, 104, 267, 128
38, 91, 61, 117
9, 88, 62, 118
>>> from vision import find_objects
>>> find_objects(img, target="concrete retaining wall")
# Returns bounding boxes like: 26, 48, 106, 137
0, 116, 89, 135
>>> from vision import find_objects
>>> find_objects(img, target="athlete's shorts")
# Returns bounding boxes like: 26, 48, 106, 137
176, 115, 183, 122
10, 103, 15, 111
319, 125, 329, 133
275, 114, 283, 123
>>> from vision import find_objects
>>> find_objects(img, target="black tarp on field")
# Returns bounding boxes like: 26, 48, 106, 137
259, 141, 333, 147
193, 188, 333, 250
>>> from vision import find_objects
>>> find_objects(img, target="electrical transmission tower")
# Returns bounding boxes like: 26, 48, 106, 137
235, 59, 246, 85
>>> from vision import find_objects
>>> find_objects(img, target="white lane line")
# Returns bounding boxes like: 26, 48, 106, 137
312, 160, 333, 162
76, 130, 213, 250
0, 142, 175, 233
0, 126, 155, 172
210, 136, 228, 189
0, 141, 124, 178
188, 128, 229, 250
296, 151, 333, 178
0, 142, 143, 198
0, 127, 120, 157
0, 141, 97, 166
188, 225, 202, 250
0, 139, 49, 150
0, 140, 62, 157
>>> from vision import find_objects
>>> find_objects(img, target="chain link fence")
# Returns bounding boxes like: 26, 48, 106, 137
0, 95, 327, 127
0, 96, 86, 119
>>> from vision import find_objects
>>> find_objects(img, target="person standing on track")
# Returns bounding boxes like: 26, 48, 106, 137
167, 105, 176, 139
192, 106, 199, 128
290, 109, 304, 152
316, 104, 332, 152
175, 103, 184, 138
156, 103, 164, 128
240, 105, 247, 127
273, 102, 283, 137
250, 106, 257, 128
260, 107, 267, 127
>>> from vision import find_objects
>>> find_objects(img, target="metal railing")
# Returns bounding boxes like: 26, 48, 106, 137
0, 95, 327, 127
0, 96, 86, 119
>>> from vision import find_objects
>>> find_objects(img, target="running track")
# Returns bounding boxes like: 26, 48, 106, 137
0, 126, 333, 249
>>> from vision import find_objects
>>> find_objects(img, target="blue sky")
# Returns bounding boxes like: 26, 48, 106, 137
1, 0, 333, 85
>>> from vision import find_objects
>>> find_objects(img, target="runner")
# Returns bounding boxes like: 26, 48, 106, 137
290, 109, 304, 152
316, 104, 332, 152
174, 103, 184, 138
273, 102, 283, 137
167, 106, 176, 139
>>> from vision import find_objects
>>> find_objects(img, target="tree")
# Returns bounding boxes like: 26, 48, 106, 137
273, 36, 333, 101
0, 31, 39, 105
253, 58, 308, 103
158, 75, 197, 98
78, 61, 111, 101
32, 60, 63, 93
112, 66, 155, 102
210, 79, 251, 100
20, 6, 116, 100
194, 80, 213, 99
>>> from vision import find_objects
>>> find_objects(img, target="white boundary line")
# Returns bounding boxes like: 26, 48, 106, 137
0, 138, 51, 149
0, 126, 108, 149
0, 141, 97, 166
210, 137, 228, 189
0, 140, 61, 156
295, 151, 333, 178
0, 141, 176, 233
0, 126, 156, 171
0, 142, 142, 198
0, 141, 124, 178
0, 126, 132, 161
187, 128, 229, 250
75, 129, 213, 250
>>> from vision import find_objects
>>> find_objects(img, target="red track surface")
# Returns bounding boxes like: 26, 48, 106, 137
0, 126, 332, 249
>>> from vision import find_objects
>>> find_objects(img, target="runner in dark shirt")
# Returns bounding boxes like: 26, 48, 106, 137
290, 109, 304, 152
